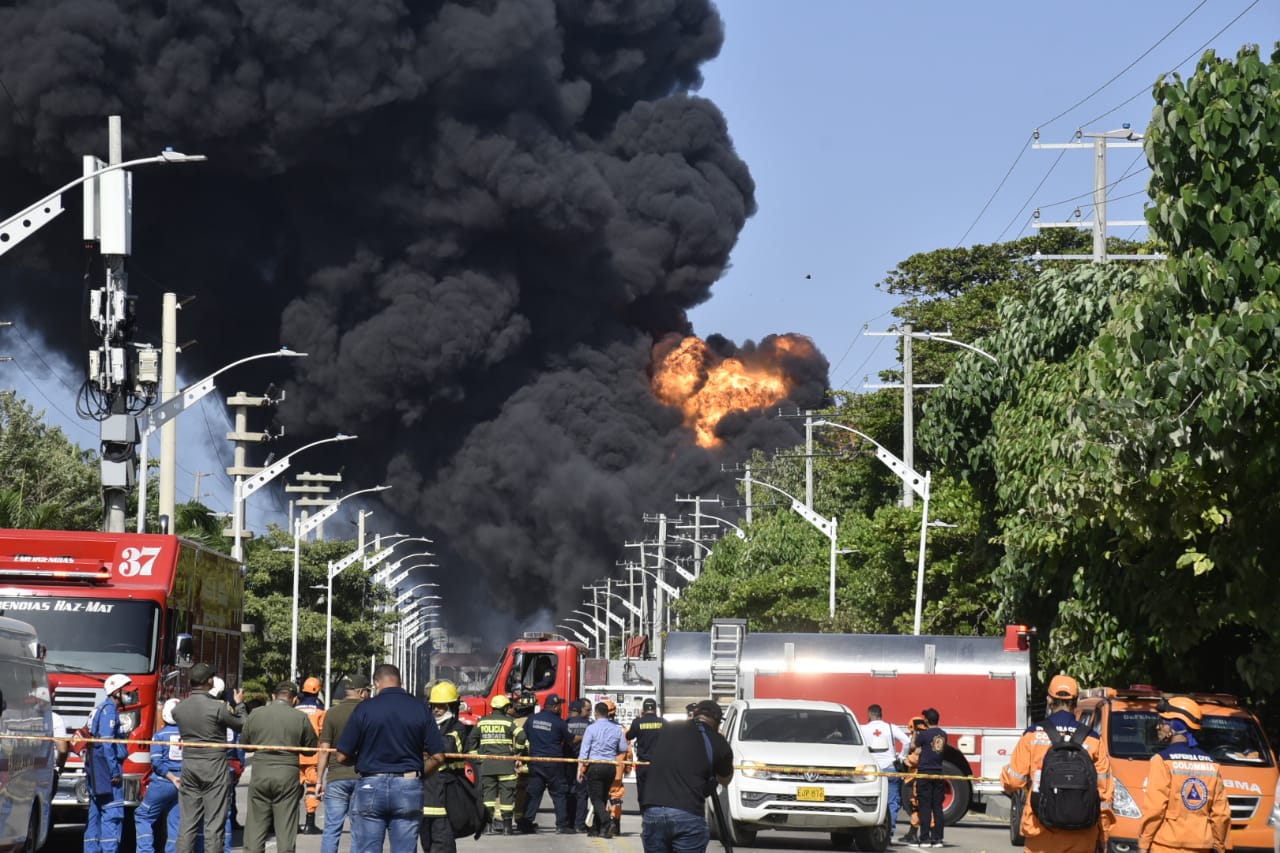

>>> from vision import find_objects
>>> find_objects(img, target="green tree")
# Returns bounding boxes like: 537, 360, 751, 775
0, 391, 100, 529
240, 527, 399, 696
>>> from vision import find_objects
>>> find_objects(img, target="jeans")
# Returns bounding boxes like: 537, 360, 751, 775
641, 805, 710, 853
86, 788, 125, 853
136, 779, 180, 853
886, 776, 903, 835
321, 778, 358, 853
349, 775, 424, 853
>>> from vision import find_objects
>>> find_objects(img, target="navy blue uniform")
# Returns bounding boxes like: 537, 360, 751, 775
566, 711, 591, 831
914, 726, 948, 844
522, 709, 574, 831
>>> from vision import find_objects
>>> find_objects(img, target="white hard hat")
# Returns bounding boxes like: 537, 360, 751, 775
103, 674, 133, 695
162, 698, 180, 725
210, 677, 225, 699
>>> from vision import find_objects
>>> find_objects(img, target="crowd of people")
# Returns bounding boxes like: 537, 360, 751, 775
79, 663, 1233, 853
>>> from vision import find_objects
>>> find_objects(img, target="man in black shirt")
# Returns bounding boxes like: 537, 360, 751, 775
627, 698, 666, 803
640, 700, 733, 853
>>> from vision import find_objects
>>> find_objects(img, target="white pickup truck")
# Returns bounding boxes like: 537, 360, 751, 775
709, 698, 890, 851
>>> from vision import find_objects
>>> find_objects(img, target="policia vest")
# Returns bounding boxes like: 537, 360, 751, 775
467, 712, 528, 777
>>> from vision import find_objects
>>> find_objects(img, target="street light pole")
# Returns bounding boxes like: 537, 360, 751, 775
746, 477, 841, 619
0, 149, 207, 258
232, 433, 356, 561
811, 420, 932, 634
136, 347, 308, 533
290, 485, 390, 683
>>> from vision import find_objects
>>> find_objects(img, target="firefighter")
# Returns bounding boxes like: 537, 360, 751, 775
1001, 674, 1114, 853
1137, 697, 1229, 853
296, 676, 326, 835
510, 692, 538, 825
603, 698, 631, 836
898, 716, 928, 845
421, 680, 473, 853
464, 694, 528, 835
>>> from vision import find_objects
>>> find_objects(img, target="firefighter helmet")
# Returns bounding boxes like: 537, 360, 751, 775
103, 674, 133, 696
429, 681, 460, 704
162, 698, 180, 725
1157, 696, 1202, 730
491, 694, 512, 710
302, 677, 322, 695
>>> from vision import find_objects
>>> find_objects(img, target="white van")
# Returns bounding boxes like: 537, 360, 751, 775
0, 616, 56, 850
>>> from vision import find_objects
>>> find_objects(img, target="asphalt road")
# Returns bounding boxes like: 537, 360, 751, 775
48, 773, 1015, 853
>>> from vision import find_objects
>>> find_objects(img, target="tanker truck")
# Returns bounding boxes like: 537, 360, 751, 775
461, 619, 1035, 823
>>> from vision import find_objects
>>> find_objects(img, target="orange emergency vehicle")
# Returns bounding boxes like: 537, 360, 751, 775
1076, 686, 1277, 853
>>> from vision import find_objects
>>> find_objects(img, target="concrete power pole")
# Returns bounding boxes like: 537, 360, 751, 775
286, 472, 342, 540
1030, 126, 1163, 263
224, 392, 272, 548
158, 293, 179, 530
864, 325, 944, 508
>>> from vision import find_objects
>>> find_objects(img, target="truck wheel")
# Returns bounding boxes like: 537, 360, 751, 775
731, 821, 757, 845
853, 811, 892, 852
940, 761, 971, 826
23, 807, 38, 853
1008, 790, 1027, 846
830, 831, 855, 850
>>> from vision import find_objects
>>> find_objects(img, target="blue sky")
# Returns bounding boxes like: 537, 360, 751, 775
1, 0, 1274, 536
689, 0, 1276, 388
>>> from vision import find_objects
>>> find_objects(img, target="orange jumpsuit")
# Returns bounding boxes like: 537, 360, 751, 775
297, 703, 326, 817
1137, 743, 1229, 853
1001, 711, 1115, 853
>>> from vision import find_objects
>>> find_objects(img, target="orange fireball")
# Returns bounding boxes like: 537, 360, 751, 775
651, 334, 814, 448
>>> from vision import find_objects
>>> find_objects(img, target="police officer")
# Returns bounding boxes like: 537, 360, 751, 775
296, 676, 326, 835
135, 698, 182, 853
520, 693, 574, 834
1138, 697, 1229, 853
241, 681, 319, 853
173, 663, 246, 853
627, 697, 666, 803
465, 694, 528, 835
565, 699, 591, 833
85, 673, 134, 853
421, 680, 472, 853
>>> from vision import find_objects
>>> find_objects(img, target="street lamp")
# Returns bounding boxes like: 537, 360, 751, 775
747, 477, 843, 620
393, 583, 440, 607
812, 419, 932, 634
0, 149, 206, 258
290, 485, 391, 683
135, 347, 308, 533
564, 616, 601, 654
323, 533, 417, 706
556, 624, 592, 646
232, 433, 357, 561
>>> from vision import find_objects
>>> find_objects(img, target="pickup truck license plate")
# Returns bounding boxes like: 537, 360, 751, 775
797, 786, 825, 802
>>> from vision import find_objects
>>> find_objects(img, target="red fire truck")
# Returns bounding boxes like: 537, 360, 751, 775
462, 619, 1035, 823
0, 529, 244, 819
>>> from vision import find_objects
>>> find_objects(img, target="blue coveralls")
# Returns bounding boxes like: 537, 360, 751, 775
136, 723, 183, 853
84, 698, 127, 853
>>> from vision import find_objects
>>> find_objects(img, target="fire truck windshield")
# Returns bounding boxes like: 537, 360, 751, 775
0, 597, 160, 674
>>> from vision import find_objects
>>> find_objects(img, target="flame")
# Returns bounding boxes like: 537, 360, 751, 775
651, 334, 815, 447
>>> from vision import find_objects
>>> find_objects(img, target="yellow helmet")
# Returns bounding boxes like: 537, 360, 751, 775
1157, 696, 1203, 730
302, 677, 322, 695
491, 694, 511, 710
429, 681, 460, 704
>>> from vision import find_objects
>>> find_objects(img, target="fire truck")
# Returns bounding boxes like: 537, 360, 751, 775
462, 619, 1034, 823
0, 529, 244, 819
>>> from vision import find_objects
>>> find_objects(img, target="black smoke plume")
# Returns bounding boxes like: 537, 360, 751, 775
0, 0, 829, 621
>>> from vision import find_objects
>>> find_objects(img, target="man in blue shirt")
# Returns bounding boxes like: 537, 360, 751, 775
576, 702, 630, 838
565, 700, 591, 832
520, 693, 574, 834
335, 664, 447, 853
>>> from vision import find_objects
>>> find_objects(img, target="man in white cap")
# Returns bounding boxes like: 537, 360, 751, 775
85, 673, 135, 853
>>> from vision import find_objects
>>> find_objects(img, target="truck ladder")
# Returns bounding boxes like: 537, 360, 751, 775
709, 618, 747, 705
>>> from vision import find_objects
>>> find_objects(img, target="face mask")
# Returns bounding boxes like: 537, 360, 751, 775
435, 710, 454, 724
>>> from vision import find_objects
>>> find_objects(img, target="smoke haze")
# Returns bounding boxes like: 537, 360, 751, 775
0, 0, 829, 620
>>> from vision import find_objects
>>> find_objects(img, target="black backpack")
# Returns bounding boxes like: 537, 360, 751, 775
1030, 723, 1100, 830
443, 771, 487, 840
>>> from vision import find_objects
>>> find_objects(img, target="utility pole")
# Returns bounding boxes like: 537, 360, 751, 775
0, 321, 12, 363
1031, 125, 1162, 263
674, 495, 721, 577
158, 293, 179, 530
287, 471, 342, 540
224, 391, 274, 555
192, 471, 213, 504
864, 325, 943, 507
